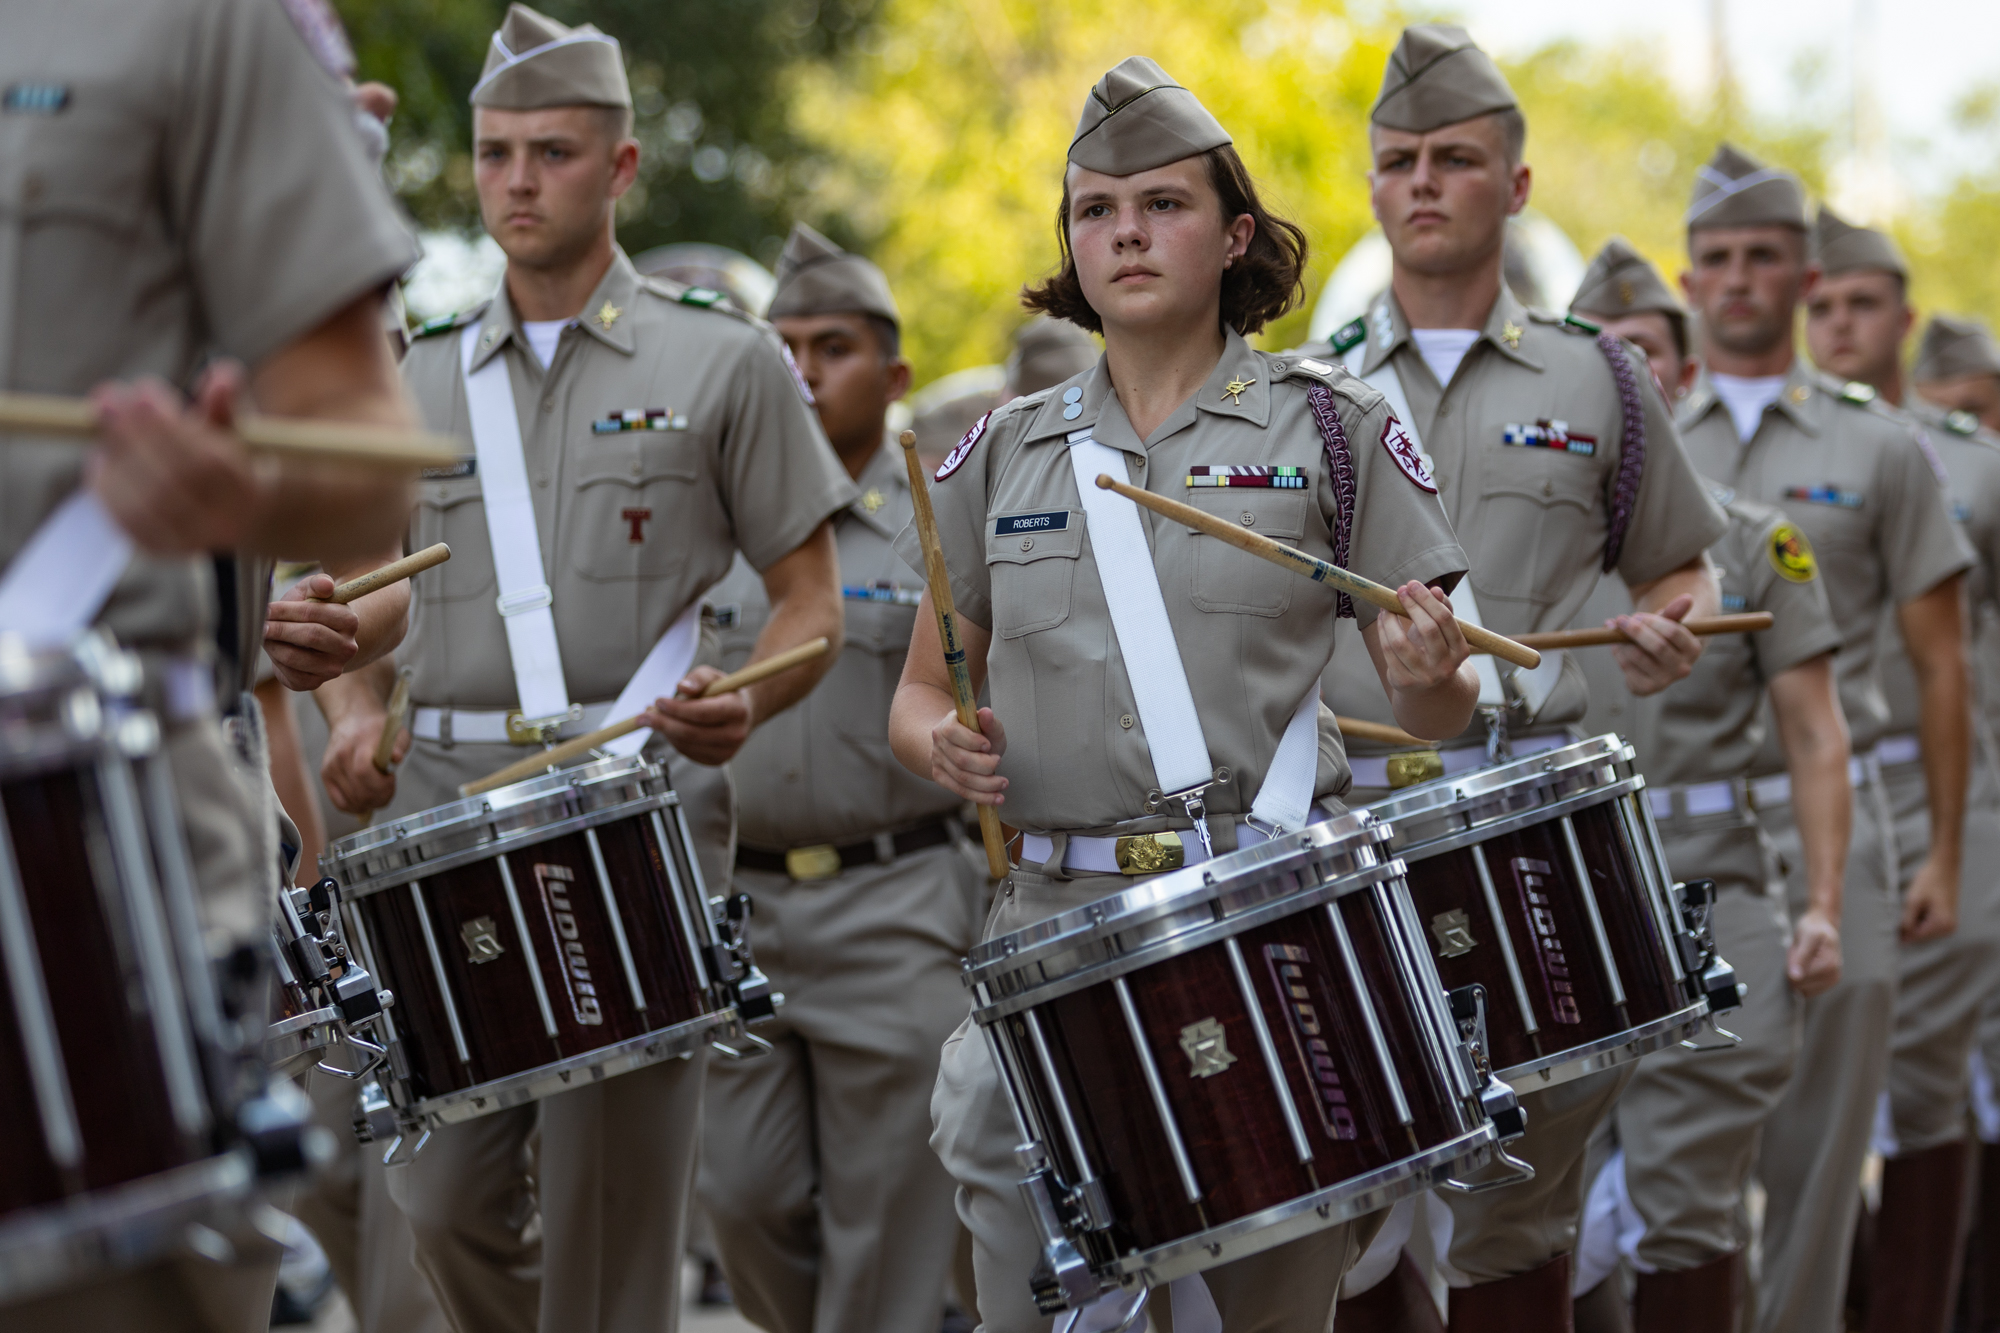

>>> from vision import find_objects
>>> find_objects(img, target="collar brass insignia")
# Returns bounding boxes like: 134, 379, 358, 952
860, 488, 886, 513
1501, 321, 1523, 350
1221, 376, 1256, 405
594, 300, 622, 331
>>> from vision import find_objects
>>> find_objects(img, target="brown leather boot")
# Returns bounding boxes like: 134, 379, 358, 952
1868, 1140, 1974, 1333
1447, 1255, 1573, 1332
1632, 1252, 1741, 1333
1340, 1254, 1446, 1333
1571, 1275, 1632, 1333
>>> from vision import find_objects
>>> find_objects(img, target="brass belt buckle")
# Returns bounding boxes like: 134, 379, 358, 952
506, 706, 577, 746
1114, 831, 1184, 875
1386, 749, 1444, 789
785, 845, 842, 881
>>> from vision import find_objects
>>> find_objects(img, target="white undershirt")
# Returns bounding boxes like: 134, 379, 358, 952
1410, 328, 1482, 389
1709, 373, 1787, 444
522, 318, 571, 369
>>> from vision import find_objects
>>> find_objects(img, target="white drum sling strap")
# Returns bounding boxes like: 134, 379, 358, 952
1064, 430, 1320, 845
0, 491, 134, 648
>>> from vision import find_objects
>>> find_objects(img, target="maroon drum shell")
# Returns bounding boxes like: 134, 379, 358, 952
1010, 887, 1458, 1254
1403, 796, 1683, 1073
0, 768, 202, 1216
347, 813, 710, 1102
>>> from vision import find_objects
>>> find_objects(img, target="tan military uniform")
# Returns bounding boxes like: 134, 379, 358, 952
383, 249, 853, 1333
0, 1, 413, 1327
908, 329, 1468, 1333
1579, 490, 1839, 1274
697, 440, 984, 1333
1872, 405, 2000, 1156
1304, 288, 1729, 1291
1676, 364, 1973, 1333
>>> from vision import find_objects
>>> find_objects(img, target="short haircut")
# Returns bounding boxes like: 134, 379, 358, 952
1492, 107, 1526, 165
593, 105, 634, 144
864, 313, 901, 361
1023, 144, 1308, 338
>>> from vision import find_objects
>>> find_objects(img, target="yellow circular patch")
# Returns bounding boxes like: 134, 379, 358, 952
1770, 523, 1817, 582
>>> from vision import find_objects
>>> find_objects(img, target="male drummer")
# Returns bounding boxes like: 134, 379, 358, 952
312, 7, 852, 1332
1675, 147, 1972, 1333
698, 223, 983, 1333
1803, 207, 2000, 1329
0, 1, 421, 1328
1566, 241, 1850, 1330
1302, 26, 1729, 1327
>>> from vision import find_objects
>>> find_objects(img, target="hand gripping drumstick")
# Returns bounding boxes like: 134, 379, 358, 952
1513, 612, 1774, 650
1092, 476, 1543, 670
319, 543, 452, 605
0, 390, 466, 470
901, 431, 1011, 881
459, 638, 832, 797
354, 666, 414, 831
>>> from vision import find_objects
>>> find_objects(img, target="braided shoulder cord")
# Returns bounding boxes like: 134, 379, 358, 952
1307, 383, 1358, 619
1598, 331, 1647, 573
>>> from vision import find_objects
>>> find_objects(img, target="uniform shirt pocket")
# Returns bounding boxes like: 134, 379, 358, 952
571, 434, 705, 580
1471, 457, 1600, 605
1181, 489, 1307, 617
986, 512, 1083, 639
413, 482, 496, 603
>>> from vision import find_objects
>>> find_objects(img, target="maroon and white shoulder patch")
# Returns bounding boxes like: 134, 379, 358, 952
1380, 415, 1436, 493
780, 342, 815, 406
935, 410, 992, 482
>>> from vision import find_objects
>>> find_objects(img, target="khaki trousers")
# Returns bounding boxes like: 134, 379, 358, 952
1616, 820, 1800, 1271
930, 863, 1378, 1333
1751, 778, 1899, 1333
380, 739, 735, 1333
293, 1068, 450, 1333
1882, 763, 2000, 1153
699, 840, 984, 1333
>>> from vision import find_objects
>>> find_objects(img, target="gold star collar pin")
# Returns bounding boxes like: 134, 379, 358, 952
594, 300, 622, 331
860, 488, 886, 513
1221, 376, 1257, 405
1501, 321, 1523, 350
1788, 384, 1811, 404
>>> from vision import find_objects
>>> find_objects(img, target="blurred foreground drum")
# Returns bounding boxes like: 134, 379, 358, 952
0, 635, 305, 1303
1365, 734, 1738, 1091
965, 811, 1526, 1317
321, 756, 773, 1156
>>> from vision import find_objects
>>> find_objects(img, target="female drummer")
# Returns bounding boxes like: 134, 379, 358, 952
888, 56, 1478, 1333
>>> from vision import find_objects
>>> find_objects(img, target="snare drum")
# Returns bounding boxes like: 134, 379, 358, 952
321, 756, 771, 1149
966, 812, 1522, 1313
1365, 734, 1715, 1089
0, 635, 296, 1304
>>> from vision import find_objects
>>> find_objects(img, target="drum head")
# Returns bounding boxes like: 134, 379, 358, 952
1364, 734, 1637, 861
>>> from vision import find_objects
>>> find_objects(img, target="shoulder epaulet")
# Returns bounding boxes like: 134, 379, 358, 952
1271, 354, 1382, 411
638, 275, 758, 322
1839, 380, 1878, 406
1563, 313, 1602, 335
1328, 318, 1366, 356
1945, 409, 1981, 436
411, 307, 479, 339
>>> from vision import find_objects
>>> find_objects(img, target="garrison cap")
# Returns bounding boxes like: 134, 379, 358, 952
768, 223, 900, 328
1570, 237, 1684, 321
1006, 316, 1099, 397
1067, 57, 1231, 176
1370, 25, 1518, 133
1812, 206, 1907, 278
1686, 143, 1807, 231
471, 4, 631, 110
1913, 314, 2000, 384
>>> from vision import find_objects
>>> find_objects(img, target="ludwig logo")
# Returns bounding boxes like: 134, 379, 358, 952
534, 863, 603, 1026
1264, 943, 1358, 1140
1509, 857, 1582, 1025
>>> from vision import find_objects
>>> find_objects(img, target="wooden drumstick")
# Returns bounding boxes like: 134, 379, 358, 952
901, 430, 1011, 881
1513, 612, 1774, 651
0, 390, 466, 469
1335, 715, 1432, 748
459, 637, 831, 797
354, 667, 414, 831
1092, 476, 1543, 671
323, 544, 452, 604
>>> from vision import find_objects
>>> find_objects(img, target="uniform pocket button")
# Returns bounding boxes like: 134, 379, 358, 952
1240, 512, 1255, 526
1120, 714, 1134, 729
1020, 537, 1034, 552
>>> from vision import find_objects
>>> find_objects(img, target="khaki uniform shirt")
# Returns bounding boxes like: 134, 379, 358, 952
711, 438, 961, 849
0, 0, 416, 653
895, 328, 1467, 836
1678, 364, 1972, 769
395, 251, 854, 811
1304, 288, 1729, 744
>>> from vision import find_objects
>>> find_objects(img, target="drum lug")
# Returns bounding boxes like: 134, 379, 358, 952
1015, 1142, 1100, 1314
1670, 880, 1744, 1016
1447, 984, 1527, 1143
1066, 1177, 1115, 1232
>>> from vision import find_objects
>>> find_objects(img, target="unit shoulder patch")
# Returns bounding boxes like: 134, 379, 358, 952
1328, 318, 1366, 355
935, 410, 992, 482
1380, 415, 1436, 492
1769, 523, 1818, 583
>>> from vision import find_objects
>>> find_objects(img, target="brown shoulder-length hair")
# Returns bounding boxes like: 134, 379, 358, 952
1022, 144, 1309, 337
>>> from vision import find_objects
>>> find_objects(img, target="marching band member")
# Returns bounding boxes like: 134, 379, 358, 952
889, 55, 1478, 1333
1675, 145, 1973, 1333
313, 7, 853, 1331
1306, 28, 1728, 1329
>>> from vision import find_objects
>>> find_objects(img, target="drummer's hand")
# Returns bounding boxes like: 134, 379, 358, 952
932, 706, 1008, 806
642, 666, 752, 766
265, 573, 361, 691
87, 363, 272, 555
321, 705, 405, 816
1901, 857, 1960, 942
1787, 906, 1842, 997
1609, 594, 1702, 696
1378, 581, 1472, 691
